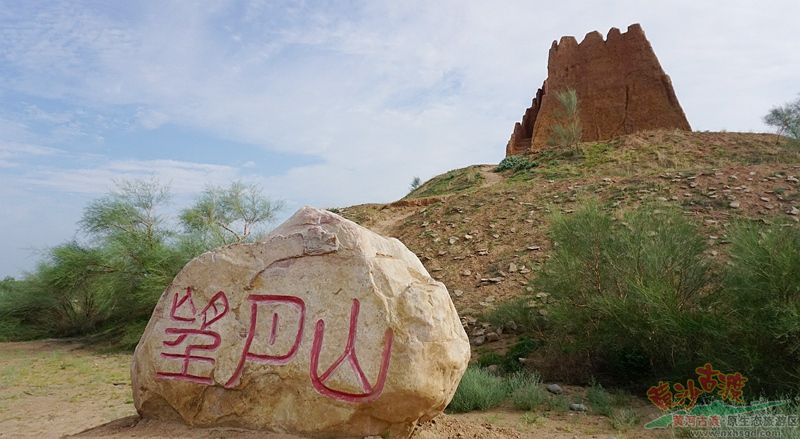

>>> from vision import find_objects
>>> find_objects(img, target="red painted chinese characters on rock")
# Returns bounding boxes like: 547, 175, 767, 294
156, 288, 229, 384
310, 299, 393, 403
157, 287, 394, 403
225, 294, 306, 387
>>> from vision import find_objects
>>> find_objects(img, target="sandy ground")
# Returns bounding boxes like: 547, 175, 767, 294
0, 340, 666, 439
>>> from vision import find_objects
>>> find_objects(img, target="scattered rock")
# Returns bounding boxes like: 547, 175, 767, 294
569, 403, 588, 412
508, 263, 518, 273
729, 200, 740, 209
546, 384, 563, 395
788, 206, 800, 216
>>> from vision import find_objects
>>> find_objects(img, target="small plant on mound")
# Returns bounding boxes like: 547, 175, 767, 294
408, 176, 421, 193
548, 88, 582, 154
447, 365, 509, 412
495, 155, 539, 172
764, 95, 800, 142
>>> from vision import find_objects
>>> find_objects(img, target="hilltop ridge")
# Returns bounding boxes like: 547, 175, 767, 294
341, 130, 800, 361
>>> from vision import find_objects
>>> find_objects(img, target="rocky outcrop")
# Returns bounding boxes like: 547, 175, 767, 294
131, 207, 470, 438
506, 23, 691, 156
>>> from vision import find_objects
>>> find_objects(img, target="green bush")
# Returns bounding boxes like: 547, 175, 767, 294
531, 200, 800, 396
721, 221, 800, 393
495, 155, 538, 172
447, 366, 509, 412
535, 202, 721, 384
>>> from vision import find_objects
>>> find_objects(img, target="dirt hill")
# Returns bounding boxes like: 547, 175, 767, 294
339, 130, 800, 356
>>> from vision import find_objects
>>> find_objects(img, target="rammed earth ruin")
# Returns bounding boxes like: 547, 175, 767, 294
507, 23, 691, 156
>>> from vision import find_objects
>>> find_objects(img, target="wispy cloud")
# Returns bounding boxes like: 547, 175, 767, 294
25, 159, 244, 195
0, 141, 61, 167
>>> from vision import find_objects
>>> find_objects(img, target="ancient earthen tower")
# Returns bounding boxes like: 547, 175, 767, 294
506, 24, 691, 156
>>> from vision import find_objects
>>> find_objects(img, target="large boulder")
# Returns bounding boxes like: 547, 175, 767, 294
131, 207, 470, 438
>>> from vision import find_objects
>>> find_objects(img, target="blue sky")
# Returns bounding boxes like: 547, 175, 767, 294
1, 1, 798, 277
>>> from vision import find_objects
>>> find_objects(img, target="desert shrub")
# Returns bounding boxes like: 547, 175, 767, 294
507, 370, 547, 410
548, 88, 582, 152
495, 155, 539, 172
535, 202, 721, 384
447, 366, 509, 412
720, 221, 800, 393
0, 179, 282, 347
764, 95, 800, 141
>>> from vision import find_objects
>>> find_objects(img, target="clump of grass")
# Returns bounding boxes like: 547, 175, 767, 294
508, 371, 547, 410
609, 408, 641, 430
586, 381, 614, 416
447, 366, 509, 413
